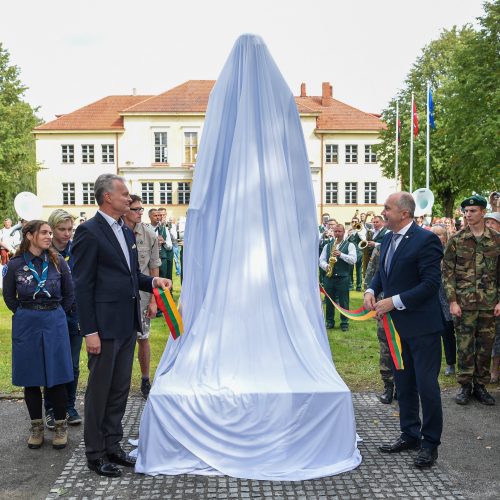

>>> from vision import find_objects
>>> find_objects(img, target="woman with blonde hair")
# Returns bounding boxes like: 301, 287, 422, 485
2, 220, 74, 449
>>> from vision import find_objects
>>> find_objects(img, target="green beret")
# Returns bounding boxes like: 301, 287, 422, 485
460, 194, 487, 209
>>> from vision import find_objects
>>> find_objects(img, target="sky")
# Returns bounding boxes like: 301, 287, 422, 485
0, 0, 487, 123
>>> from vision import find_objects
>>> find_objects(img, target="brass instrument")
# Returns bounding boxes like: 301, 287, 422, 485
358, 239, 368, 250
326, 240, 339, 278
352, 222, 363, 232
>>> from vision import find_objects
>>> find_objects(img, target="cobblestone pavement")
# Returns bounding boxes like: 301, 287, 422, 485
45, 393, 468, 500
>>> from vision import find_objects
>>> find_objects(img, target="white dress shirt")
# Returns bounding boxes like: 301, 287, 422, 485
319, 239, 357, 271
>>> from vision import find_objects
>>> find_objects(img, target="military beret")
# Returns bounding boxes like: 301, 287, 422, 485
460, 194, 487, 209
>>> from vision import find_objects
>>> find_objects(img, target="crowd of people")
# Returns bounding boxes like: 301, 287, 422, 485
1, 177, 498, 474
319, 193, 500, 410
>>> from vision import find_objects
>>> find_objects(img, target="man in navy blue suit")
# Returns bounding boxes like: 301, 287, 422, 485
72, 174, 171, 477
364, 192, 444, 468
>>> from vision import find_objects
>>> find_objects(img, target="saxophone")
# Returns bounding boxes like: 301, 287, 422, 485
326, 240, 339, 278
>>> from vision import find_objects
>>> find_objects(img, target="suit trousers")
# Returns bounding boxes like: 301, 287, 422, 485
393, 331, 442, 450
84, 333, 136, 460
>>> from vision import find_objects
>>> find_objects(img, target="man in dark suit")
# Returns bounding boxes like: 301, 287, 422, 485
364, 192, 444, 468
72, 174, 171, 477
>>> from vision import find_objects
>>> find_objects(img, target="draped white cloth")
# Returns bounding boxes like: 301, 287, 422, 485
135, 34, 361, 480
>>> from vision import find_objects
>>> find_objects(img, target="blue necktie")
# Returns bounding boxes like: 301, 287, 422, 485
385, 234, 401, 273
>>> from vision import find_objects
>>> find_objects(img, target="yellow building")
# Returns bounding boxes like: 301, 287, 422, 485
34, 81, 392, 225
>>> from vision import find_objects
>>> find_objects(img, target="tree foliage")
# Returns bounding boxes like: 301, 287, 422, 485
376, 1, 500, 217
0, 43, 41, 219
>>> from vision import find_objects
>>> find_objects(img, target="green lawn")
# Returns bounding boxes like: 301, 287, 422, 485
0, 275, 456, 394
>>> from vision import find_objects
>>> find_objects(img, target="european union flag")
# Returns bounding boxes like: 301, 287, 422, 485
429, 88, 435, 129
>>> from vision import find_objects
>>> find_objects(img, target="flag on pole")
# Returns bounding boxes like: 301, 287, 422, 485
412, 99, 419, 136
428, 88, 435, 129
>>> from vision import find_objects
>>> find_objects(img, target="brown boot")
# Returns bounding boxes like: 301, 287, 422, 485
53, 420, 68, 449
28, 419, 44, 449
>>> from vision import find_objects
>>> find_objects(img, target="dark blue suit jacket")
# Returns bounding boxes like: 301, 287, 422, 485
72, 212, 153, 339
369, 222, 444, 338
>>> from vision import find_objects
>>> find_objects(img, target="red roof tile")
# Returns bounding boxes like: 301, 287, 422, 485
35, 95, 152, 131
34, 82, 384, 132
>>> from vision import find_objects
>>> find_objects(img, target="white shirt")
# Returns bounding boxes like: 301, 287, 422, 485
319, 239, 357, 271
366, 220, 414, 310
98, 210, 131, 270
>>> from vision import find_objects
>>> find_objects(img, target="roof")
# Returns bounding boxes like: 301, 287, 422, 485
34, 81, 384, 132
34, 95, 152, 131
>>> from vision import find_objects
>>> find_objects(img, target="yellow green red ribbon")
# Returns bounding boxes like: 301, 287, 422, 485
320, 285, 404, 370
153, 288, 184, 340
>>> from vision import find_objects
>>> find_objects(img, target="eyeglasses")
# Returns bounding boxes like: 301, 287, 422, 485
130, 207, 144, 213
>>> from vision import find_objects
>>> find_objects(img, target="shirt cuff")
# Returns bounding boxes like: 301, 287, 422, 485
392, 294, 406, 310
85, 332, 98, 337
365, 288, 375, 296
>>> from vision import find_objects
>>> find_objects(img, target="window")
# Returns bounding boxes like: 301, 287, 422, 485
345, 145, 358, 163
82, 145, 95, 163
102, 144, 115, 163
325, 182, 338, 204
154, 132, 168, 163
141, 182, 154, 204
364, 145, 377, 163
345, 182, 358, 204
184, 132, 198, 163
365, 182, 377, 204
325, 144, 338, 163
61, 145, 74, 163
178, 182, 191, 205
82, 183, 95, 205
159, 182, 173, 205
62, 183, 75, 205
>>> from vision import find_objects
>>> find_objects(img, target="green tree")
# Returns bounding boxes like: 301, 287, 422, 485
0, 43, 41, 218
376, 1, 500, 217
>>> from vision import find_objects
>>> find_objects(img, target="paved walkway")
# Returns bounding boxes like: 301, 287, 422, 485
44, 393, 483, 500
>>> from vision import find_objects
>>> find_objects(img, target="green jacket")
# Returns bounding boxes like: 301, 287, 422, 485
442, 225, 500, 310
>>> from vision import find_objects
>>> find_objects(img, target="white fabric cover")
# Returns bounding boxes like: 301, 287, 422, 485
136, 34, 361, 480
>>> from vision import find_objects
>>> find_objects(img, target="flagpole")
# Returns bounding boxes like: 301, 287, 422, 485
410, 93, 414, 193
395, 101, 399, 191
426, 82, 430, 190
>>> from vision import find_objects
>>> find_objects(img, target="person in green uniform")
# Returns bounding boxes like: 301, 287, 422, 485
442, 195, 500, 406
319, 224, 357, 331
347, 216, 366, 291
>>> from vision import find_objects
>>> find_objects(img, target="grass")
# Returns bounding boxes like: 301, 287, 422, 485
0, 275, 457, 394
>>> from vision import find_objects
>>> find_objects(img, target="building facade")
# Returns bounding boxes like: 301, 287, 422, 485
34, 81, 394, 225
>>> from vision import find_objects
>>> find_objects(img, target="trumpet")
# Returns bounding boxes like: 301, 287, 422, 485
352, 222, 363, 232
326, 240, 339, 278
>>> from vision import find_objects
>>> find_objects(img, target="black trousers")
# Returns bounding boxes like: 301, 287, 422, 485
393, 332, 443, 450
441, 320, 457, 366
84, 334, 136, 460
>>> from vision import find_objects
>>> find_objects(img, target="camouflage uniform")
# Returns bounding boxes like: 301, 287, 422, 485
442, 226, 500, 386
364, 246, 393, 384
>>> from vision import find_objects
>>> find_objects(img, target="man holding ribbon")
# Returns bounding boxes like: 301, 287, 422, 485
72, 174, 171, 478
364, 191, 444, 468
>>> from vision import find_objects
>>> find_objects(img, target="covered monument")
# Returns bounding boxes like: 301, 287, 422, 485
135, 34, 361, 480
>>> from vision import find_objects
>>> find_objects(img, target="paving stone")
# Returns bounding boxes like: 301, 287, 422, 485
45, 394, 466, 499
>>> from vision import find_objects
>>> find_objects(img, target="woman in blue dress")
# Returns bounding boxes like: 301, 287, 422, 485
2, 220, 74, 449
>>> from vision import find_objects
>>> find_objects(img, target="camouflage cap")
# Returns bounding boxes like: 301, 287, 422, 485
460, 194, 487, 209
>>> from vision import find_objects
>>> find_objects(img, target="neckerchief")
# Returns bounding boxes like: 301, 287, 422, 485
24, 252, 51, 299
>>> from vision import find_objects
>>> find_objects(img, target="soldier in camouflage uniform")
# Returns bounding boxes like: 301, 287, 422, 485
442, 195, 500, 406
364, 243, 395, 403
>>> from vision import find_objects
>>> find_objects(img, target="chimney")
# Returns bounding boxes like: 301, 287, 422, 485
300, 82, 307, 97
321, 82, 333, 106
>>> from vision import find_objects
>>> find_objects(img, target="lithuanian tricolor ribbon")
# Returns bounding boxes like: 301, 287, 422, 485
153, 288, 184, 340
320, 285, 404, 370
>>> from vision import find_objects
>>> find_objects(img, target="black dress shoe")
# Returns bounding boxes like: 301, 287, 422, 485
107, 449, 136, 467
379, 437, 420, 453
473, 384, 495, 405
379, 382, 394, 404
87, 458, 121, 477
414, 447, 438, 468
455, 383, 472, 405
